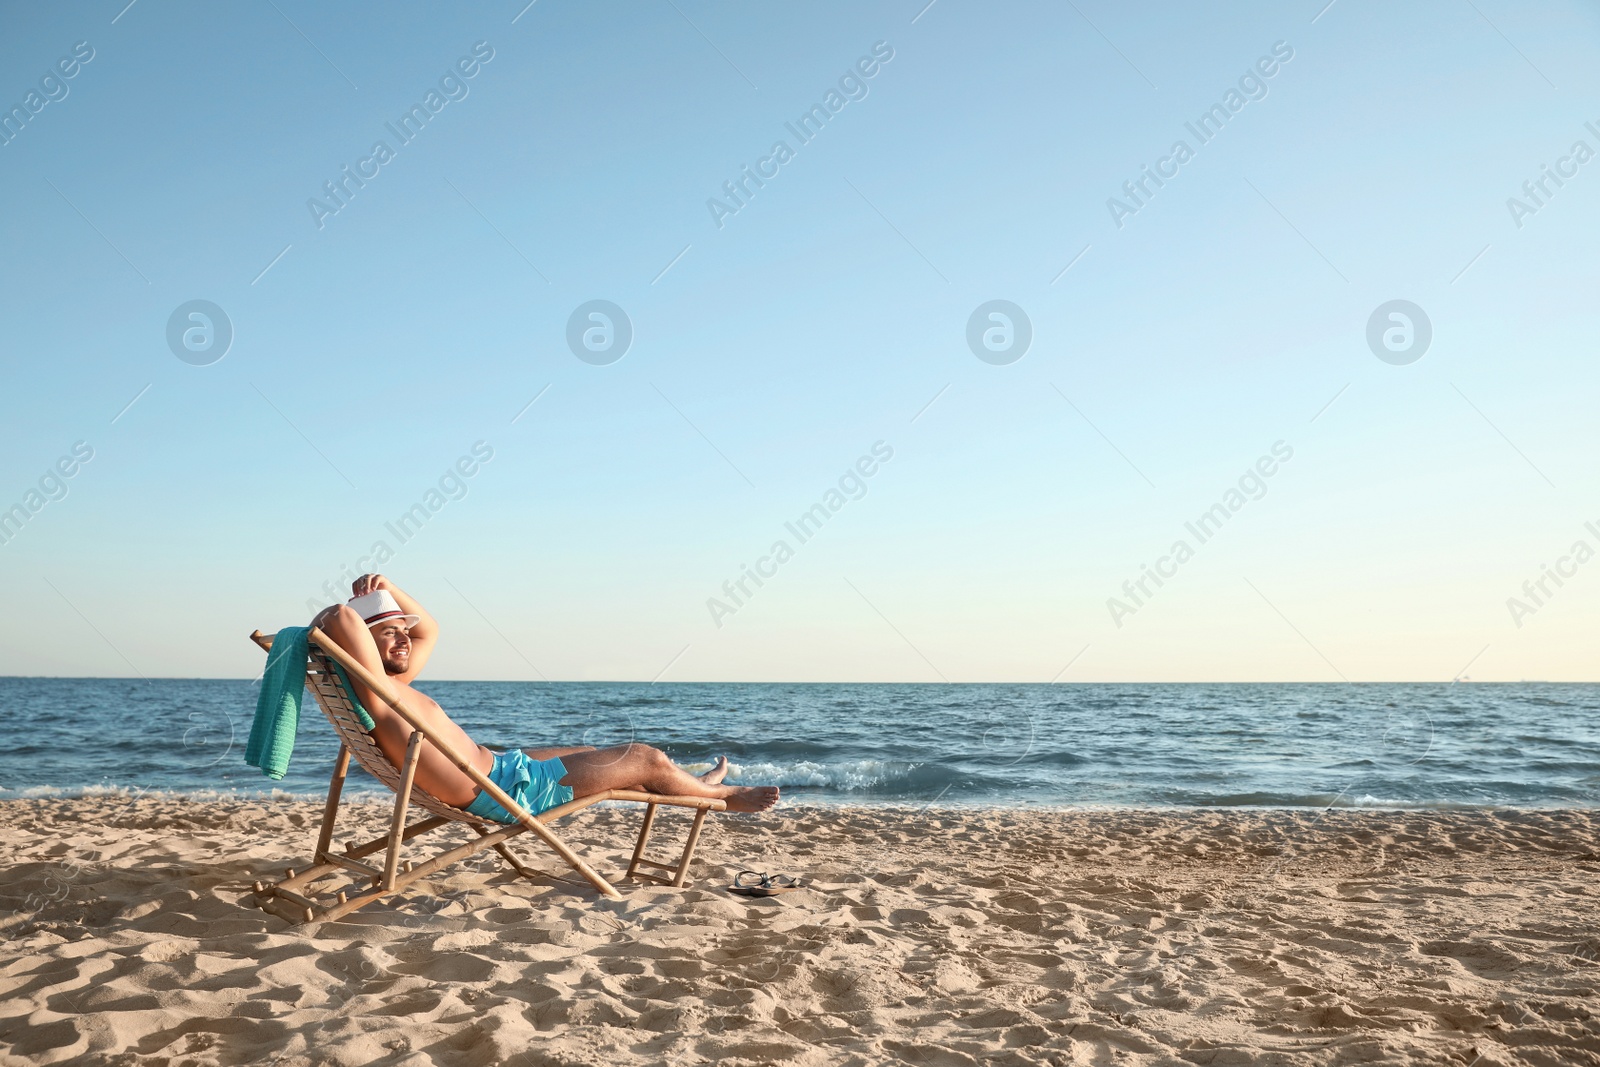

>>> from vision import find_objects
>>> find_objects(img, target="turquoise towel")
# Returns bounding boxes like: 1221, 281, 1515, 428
330, 661, 378, 731
246, 626, 310, 780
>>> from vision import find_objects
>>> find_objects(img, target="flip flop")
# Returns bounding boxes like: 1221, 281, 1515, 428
728, 871, 803, 897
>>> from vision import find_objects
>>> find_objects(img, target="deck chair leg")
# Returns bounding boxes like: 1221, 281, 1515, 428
627, 802, 659, 881
315, 745, 351, 858
624, 801, 712, 887
473, 825, 539, 880
672, 806, 710, 888
382, 731, 423, 891
491, 842, 537, 878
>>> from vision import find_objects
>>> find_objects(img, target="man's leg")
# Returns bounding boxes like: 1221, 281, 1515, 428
527, 746, 726, 783
521, 745, 596, 760
556, 744, 778, 812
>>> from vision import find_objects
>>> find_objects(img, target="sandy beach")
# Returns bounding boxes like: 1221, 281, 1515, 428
1, 797, 1596, 1066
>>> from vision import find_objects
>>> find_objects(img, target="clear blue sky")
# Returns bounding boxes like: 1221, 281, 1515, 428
2, 0, 1598, 681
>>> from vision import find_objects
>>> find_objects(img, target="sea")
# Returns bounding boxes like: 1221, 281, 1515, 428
1, 679, 1596, 808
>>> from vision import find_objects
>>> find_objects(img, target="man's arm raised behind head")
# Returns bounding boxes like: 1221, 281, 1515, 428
352, 574, 438, 681
310, 603, 395, 718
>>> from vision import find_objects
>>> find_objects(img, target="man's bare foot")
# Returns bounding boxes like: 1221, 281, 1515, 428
721, 785, 780, 813
698, 756, 729, 785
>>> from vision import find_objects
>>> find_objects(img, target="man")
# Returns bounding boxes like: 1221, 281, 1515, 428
311, 575, 779, 819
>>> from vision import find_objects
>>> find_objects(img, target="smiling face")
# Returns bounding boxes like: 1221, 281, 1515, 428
370, 621, 412, 675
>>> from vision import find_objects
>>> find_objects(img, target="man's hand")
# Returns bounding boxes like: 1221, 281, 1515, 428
352, 574, 390, 597
345, 575, 439, 683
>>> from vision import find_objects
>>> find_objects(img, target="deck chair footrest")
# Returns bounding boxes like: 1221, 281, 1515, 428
267, 886, 320, 911
260, 896, 313, 924
317, 849, 383, 880
630, 872, 676, 886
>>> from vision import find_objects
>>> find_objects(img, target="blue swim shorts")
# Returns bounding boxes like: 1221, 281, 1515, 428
462, 749, 575, 823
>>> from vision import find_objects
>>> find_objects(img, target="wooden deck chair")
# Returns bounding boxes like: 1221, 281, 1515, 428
246, 628, 724, 924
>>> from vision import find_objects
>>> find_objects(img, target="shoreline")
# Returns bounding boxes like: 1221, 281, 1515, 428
3, 798, 1596, 1065
2, 788, 1597, 812
3, 790, 1600, 825
6, 790, 1593, 812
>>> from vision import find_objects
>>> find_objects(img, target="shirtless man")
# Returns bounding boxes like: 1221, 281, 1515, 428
310, 575, 779, 819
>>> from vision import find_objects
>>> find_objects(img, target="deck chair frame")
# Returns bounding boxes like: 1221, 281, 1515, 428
247, 628, 724, 924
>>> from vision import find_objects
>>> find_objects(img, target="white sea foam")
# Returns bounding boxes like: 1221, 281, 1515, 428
681, 759, 915, 790
1347, 794, 1487, 810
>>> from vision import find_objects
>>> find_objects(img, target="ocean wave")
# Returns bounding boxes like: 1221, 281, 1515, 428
1024, 750, 1092, 768
1162, 789, 1532, 809
0, 783, 370, 803
694, 759, 921, 791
